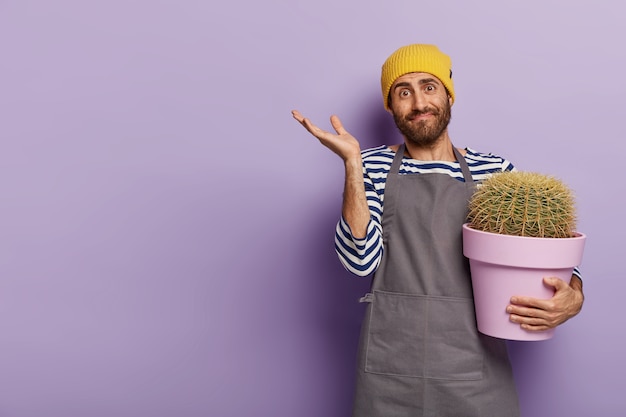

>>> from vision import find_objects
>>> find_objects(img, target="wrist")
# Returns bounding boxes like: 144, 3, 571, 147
343, 153, 363, 168
569, 277, 584, 315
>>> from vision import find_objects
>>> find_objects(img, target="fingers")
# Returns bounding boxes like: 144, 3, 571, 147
509, 313, 551, 331
544, 276, 569, 291
291, 109, 312, 130
509, 312, 555, 331
507, 277, 574, 331
291, 109, 306, 123
509, 295, 548, 310
509, 276, 566, 307
508, 295, 558, 323
292, 110, 349, 141
507, 305, 555, 331
292, 109, 325, 138
330, 115, 347, 135
507, 304, 551, 320
291, 110, 361, 161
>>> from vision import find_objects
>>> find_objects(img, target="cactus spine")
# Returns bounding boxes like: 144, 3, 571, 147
467, 171, 577, 238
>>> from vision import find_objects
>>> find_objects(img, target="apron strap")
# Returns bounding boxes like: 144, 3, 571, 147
452, 146, 474, 183
389, 143, 406, 175
382, 145, 406, 242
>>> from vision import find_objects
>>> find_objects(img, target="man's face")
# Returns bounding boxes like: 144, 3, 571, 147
388, 72, 452, 146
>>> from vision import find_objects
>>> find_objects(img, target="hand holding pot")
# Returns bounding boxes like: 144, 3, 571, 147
507, 276, 584, 331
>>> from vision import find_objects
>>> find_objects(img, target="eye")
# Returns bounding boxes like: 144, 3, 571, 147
424, 85, 436, 92
399, 89, 411, 97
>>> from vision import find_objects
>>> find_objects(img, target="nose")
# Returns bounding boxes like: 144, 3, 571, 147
411, 91, 428, 111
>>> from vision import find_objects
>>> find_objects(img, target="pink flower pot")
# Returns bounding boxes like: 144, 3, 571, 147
462, 224, 586, 341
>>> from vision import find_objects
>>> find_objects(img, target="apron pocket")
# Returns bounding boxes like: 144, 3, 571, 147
364, 290, 484, 380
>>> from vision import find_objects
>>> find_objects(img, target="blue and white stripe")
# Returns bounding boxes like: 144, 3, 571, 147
335, 145, 515, 277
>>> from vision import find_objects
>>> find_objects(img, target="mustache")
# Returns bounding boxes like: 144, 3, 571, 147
405, 107, 440, 120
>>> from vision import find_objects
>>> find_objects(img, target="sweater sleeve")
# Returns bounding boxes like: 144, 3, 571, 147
334, 167, 384, 277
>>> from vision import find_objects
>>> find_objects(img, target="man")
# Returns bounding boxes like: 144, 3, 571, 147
292, 44, 583, 416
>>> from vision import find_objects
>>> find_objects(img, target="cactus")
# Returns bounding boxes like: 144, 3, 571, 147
467, 171, 577, 238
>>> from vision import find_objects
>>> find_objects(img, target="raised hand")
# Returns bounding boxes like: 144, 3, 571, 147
292, 109, 370, 237
291, 110, 361, 162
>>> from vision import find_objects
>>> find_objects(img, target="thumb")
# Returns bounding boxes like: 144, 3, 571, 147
330, 115, 348, 135
544, 276, 568, 291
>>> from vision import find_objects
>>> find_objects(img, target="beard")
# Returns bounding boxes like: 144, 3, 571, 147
393, 102, 452, 146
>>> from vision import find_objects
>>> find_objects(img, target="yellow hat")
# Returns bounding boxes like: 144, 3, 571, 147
381, 44, 455, 110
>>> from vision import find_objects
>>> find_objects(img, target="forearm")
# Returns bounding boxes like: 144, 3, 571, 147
341, 156, 370, 239
335, 160, 384, 277
569, 274, 584, 315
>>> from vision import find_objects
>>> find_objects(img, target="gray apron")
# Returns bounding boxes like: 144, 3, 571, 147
352, 144, 519, 417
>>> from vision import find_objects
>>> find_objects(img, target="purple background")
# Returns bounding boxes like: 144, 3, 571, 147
0, 0, 623, 416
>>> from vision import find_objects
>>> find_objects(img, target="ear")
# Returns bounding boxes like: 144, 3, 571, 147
448, 95, 453, 107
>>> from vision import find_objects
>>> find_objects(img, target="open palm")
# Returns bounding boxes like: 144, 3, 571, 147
292, 110, 361, 161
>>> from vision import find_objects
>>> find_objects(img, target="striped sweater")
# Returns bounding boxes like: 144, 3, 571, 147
334, 144, 581, 279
